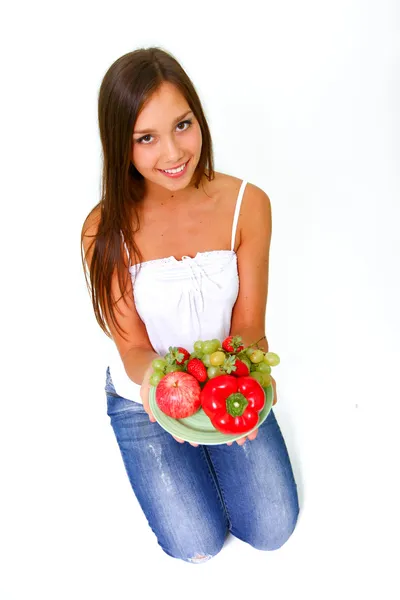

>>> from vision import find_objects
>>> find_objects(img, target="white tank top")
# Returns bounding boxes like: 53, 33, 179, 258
106, 179, 248, 402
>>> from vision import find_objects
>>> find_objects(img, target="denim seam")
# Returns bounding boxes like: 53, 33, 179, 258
200, 446, 232, 530
202, 449, 235, 532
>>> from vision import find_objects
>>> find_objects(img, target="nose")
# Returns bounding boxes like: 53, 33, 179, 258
160, 134, 183, 166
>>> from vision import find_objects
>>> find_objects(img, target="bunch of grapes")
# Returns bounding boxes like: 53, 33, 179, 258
149, 335, 280, 387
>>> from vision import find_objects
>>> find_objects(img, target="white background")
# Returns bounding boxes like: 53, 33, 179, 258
1, 1, 399, 598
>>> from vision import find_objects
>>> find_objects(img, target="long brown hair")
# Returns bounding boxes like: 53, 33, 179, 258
81, 47, 215, 342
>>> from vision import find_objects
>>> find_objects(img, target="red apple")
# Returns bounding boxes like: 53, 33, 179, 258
156, 371, 201, 418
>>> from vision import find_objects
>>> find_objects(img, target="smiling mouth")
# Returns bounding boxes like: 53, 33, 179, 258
158, 159, 189, 174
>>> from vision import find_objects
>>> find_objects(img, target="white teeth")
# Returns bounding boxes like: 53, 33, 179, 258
162, 162, 187, 174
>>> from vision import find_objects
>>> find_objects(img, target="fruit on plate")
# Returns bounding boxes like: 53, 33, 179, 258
214, 354, 251, 377
248, 349, 264, 364
200, 374, 265, 434
187, 358, 208, 382
232, 357, 250, 377
149, 335, 280, 400
222, 335, 244, 354
263, 352, 280, 366
210, 351, 226, 366
165, 346, 191, 366
155, 371, 201, 419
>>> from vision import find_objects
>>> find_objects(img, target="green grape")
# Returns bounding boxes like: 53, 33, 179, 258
249, 371, 265, 385
255, 362, 271, 374
202, 340, 218, 354
152, 368, 165, 378
249, 349, 264, 364
202, 353, 212, 367
149, 373, 163, 386
263, 352, 280, 366
165, 364, 184, 373
245, 347, 256, 358
210, 351, 226, 366
152, 358, 167, 371
212, 339, 222, 350
194, 340, 204, 353
262, 373, 272, 387
207, 366, 223, 379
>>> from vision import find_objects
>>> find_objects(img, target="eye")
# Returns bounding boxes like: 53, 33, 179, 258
135, 119, 193, 145
136, 134, 153, 145
176, 119, 192, 132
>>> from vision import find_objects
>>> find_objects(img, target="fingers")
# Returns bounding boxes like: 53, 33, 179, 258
236, 436, 247, 446
226, 436, 246, 446
143, 406, 156, 422
147, 406, 156, 422
226, 427, 259, 446
247, 428, 259, 441
172, 436, 199, 447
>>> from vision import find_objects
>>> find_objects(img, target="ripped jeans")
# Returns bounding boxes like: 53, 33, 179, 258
105, 367, 299, 563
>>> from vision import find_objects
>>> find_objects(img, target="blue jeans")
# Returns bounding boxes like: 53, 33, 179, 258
105, 366, 299, 563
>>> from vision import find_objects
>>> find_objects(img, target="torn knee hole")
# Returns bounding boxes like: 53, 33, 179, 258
188, 553, 212, 563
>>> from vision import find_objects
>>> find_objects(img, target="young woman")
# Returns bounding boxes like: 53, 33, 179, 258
81, 47, 299, 563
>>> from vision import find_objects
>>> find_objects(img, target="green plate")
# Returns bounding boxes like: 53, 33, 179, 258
149, 384, 274, 445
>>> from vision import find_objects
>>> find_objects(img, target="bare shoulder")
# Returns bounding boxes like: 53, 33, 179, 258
243, 180, 272, 217
81, 204, 101, 264
211, 171, 270, 207
207, 171, 242, 198
241, 181, 271, 241
82, 204, 101, 236
211, 172, 271, 224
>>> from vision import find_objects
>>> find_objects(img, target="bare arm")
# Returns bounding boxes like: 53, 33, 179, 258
230, 183, 272, 353
120, 347, 159, 385
81, 209, 160, 417
228, 183, 278, 435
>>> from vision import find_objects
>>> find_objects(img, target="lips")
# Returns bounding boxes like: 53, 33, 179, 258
156, 158, 191, 179
158, 159, 188, 172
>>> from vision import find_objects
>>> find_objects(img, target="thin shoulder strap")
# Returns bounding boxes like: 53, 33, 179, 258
231, 179, 247, 251
120, 230, 131, 268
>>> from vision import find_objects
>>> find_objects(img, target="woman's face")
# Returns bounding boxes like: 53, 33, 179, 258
131, 81, 203, 191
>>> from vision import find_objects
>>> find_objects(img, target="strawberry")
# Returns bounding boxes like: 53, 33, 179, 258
222, 335, 244, 354
233, 357, 250, 377
166, 346, 191, 366
187, 358, 208, 382
220, 354, 237, 374
176, 347, 191, 365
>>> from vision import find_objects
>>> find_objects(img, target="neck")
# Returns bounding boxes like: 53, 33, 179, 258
143, 173, 205, 208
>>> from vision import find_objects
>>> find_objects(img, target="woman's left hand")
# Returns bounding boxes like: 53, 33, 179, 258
227, 375, 277, 446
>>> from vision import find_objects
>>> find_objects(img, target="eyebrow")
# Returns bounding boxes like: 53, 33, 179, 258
133, 110, 193, 135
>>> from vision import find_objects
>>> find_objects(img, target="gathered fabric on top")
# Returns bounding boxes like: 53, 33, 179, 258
106, 180, 248, 403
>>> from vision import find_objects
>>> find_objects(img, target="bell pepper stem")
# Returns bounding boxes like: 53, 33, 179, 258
226, 393, 248, 417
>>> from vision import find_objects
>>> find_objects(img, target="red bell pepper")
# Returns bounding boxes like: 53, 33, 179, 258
200, 375, 265, 434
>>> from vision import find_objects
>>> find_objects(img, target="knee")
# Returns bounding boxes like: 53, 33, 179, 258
161, 533, 226, 564
241, 503, 300, 552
